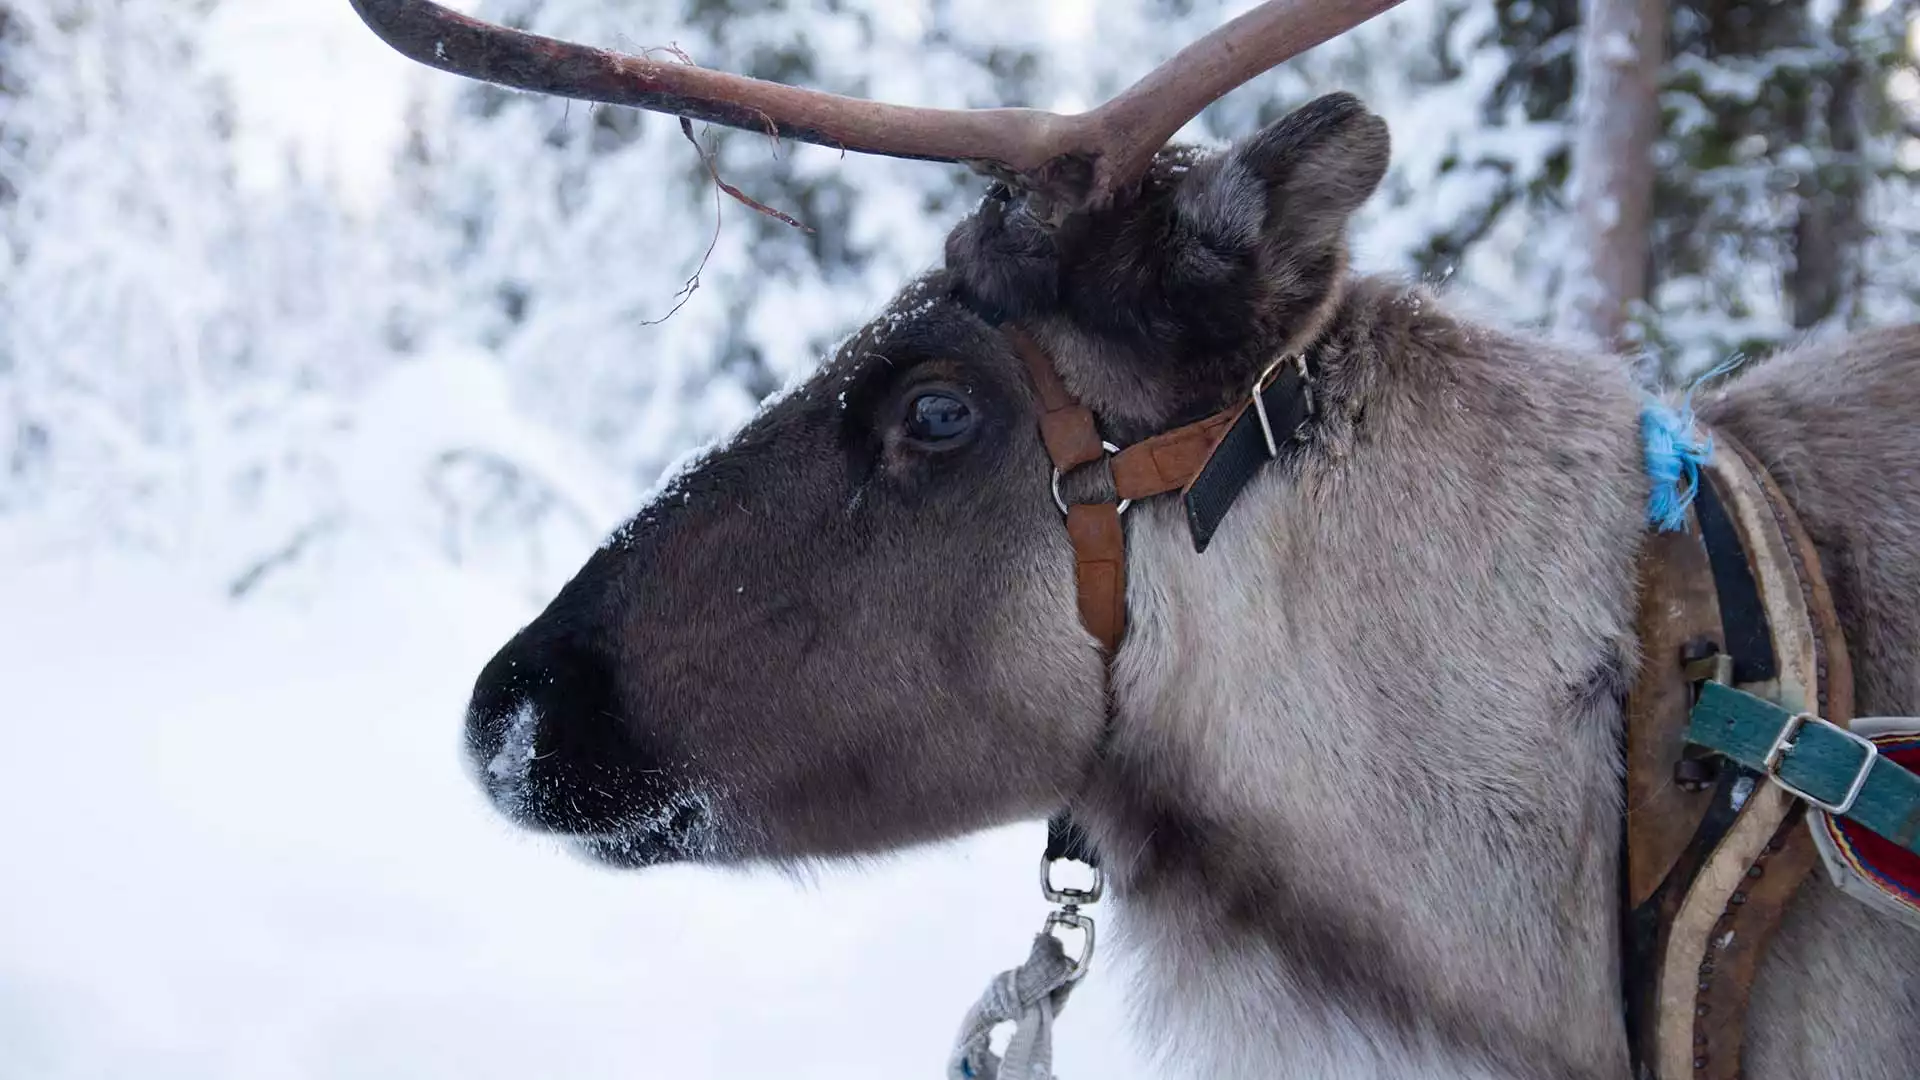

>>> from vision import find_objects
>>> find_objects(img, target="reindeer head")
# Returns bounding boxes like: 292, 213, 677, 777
349, 1, 1403, 867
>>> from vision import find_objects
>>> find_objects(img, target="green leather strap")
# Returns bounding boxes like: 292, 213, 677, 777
1688, 681, 1920, 854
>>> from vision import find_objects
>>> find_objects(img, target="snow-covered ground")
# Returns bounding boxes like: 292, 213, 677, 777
0, 544, 1147, 1078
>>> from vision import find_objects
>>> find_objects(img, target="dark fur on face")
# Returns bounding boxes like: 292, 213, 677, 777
463, 279, 1108, 867
945, 92, 1389, 438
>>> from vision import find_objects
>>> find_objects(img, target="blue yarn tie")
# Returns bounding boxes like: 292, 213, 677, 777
1641, 397, 1710, 532
1641, 358, 1739, 532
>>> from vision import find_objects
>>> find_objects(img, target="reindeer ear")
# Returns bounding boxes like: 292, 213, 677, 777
1244, 92, 1390, 230
1173, 92, 1389, 262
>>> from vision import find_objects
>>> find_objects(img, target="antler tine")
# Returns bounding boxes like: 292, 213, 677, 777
349, 0, 1406, 213
1084, 0, 1407, 201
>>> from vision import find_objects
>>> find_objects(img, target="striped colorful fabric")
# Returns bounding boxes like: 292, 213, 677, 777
1821, 733, 1920, 920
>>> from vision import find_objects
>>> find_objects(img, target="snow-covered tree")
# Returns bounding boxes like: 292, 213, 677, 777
387, 0, 1072, 493
1, 0, 242, 543
5, 0, 1916, 601
1282, 0, 1920, 376
0, 0, 390, 586
1188, 0, 1920, 377
1646, 0, 1920, 373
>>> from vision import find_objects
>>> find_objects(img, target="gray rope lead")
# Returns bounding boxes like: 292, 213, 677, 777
948, 932, 1082, 1080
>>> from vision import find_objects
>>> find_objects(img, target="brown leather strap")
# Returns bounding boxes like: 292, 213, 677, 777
1111, 411, 1239, 501
1066, 503, 1126, 652
1007, 326, 1106, 472
1623, 518, 1725, 914
1008, 326, 1128, 653
1009, 324, 1253, 502
1006, 325, 1294, 653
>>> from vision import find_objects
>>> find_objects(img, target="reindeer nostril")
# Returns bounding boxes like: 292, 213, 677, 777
464, 628, 671, 837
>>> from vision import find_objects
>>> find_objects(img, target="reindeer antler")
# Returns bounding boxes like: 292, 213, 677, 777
350, 0, 1406, 214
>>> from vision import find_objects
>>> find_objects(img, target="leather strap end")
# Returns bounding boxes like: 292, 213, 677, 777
1065, 502, 1126, 653
1182, 361, 1311, 553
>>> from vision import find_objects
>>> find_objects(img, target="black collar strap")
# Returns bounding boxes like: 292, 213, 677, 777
1067, 348, 1318, 552
1183, 353, 1315, 552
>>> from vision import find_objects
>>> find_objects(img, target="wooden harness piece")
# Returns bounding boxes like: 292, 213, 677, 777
1623, 429, 1855, 1080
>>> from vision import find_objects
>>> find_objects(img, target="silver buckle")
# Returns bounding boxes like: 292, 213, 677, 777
1049, 440, 1131, 516
1250, 353, 1310, 458
1762, 712, 1878, 815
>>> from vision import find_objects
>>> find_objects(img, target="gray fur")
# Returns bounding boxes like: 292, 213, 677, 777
1088, 278, 1646, 1078
462, 93, 1920, 1077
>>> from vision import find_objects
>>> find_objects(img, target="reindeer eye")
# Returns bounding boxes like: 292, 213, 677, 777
904, 391, 974, 445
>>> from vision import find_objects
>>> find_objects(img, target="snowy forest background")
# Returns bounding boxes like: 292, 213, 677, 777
1, 1, 1917, 1077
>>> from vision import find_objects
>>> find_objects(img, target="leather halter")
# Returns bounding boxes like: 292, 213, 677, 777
1005, 325, 1315, 652
1008, 324, 1317, 870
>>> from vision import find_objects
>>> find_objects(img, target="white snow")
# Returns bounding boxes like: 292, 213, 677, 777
0, 548, 1146, 1079
1598, 30, 1638, 67
486, 699, 542, 785
204, 1, 416, 208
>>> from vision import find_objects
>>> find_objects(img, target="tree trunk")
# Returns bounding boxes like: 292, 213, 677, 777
1558, 0, 1667, 350
1786, 0, 1863, 330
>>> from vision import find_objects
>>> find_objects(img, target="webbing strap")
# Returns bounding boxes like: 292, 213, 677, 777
1689, 682, 1920, 853
1692, 475, 1779, 683
948, 933, 1080, 1080
1182, 358, 1312, 553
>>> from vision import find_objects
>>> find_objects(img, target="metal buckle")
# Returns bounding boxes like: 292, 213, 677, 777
1039, 853, 1105, 906
1043, 909, 1097, 982
1050, 440, 1131, 517
1762, 712, 1879, 815
1250, 353, 1310, 458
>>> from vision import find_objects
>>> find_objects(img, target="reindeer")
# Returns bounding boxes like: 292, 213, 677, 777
353, 3, 1920, 1077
